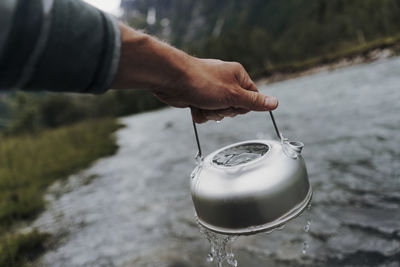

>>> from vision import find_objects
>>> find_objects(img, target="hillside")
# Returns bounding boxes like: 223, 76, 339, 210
121, 0, 400, 76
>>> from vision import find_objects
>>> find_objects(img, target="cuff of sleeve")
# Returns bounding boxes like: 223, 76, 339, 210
90, 13, 121, 94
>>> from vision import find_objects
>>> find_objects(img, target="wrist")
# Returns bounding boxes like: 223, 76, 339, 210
146, 38, 197, 94
111, 25, 151, 89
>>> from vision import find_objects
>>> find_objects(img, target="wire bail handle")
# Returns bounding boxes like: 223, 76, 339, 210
191, 111, 282, 159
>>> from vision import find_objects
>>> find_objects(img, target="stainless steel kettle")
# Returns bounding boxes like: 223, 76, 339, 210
190, 112, 312, 235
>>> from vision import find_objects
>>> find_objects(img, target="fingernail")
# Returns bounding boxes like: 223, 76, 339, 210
265, 96, 278, 110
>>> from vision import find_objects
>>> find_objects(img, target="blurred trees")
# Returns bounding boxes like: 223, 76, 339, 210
2, 90, 164, 135
122, 0, 400, 75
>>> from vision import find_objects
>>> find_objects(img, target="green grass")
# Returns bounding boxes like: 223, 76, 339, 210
0, 231, 49, 267
0, 118, 122, 266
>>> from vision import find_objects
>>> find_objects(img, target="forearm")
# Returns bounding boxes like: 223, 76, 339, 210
112, 24, 193, 91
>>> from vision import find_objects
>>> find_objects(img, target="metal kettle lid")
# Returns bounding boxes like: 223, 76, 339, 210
192, 111, 304, 162
212, 142, 270, 167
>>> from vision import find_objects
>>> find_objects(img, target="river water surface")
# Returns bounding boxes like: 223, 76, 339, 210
31, 57, 400, 266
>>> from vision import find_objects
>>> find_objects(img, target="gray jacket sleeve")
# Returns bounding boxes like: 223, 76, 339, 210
0, 0, 121, 94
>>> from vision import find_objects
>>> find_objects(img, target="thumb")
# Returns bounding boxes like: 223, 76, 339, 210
236, 90, 278, 111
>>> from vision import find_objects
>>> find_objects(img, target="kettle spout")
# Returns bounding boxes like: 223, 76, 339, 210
288, 141, 304, 154
282, 139, 304, 159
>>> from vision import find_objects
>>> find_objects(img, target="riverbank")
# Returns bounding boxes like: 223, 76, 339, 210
256, 35, 400, 84
0, 119, 122, 266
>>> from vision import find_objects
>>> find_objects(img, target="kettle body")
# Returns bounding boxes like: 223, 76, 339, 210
191, 139, 312, 235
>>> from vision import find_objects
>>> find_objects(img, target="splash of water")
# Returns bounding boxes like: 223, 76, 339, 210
196, 217, 239, 267
302, 218, 312, 255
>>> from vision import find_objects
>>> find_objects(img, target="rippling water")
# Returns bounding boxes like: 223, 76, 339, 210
30, 57, 400, 267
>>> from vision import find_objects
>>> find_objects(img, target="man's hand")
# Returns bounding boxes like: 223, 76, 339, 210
155, 58, 278, 123
112, 24, 278, 123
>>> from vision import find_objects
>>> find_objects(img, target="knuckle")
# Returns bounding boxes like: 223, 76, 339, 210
251, 93, 259, 106
232, 62, 244, 72
256, 94, 266, 108
230, 62, 250, 87
233, 62, 243, 69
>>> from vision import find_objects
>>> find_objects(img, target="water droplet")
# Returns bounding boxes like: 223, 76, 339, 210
195, 153, 203, 166
304, 220, 311, 233
227, 258, 238, 267
190, 169, 197, 179
190, 165, 201, 179
211, 246, 216, 254
302, 241, 309, 255
278, 224, 286, 230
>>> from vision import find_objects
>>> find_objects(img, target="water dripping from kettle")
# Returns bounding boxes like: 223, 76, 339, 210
196, 216, 239, 267
304, 220, 311, 233
302, 219, 312, 255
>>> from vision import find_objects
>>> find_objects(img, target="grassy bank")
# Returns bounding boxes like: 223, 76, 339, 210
254, 35, 400, 78
0, 119, 122, 266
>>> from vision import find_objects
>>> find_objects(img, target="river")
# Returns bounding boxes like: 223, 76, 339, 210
30, 57, 400, 267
